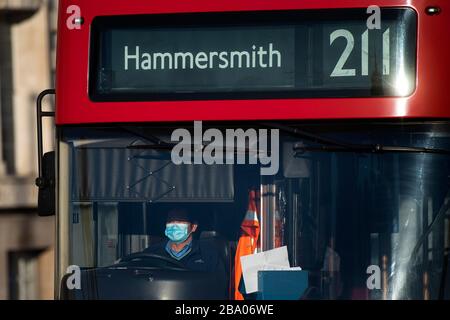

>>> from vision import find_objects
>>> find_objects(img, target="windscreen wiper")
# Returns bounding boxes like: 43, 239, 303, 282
262, 122, 450, 156
121, 127, 259, 153
127, 144, 266, 163
120, 126, 175, 150
126, 139, 261, 155
406, 190, 450, 299
127, 144, 175, 150
294, 144, 450, 155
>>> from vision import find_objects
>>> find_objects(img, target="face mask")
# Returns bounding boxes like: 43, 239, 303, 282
165, 223, 191, 243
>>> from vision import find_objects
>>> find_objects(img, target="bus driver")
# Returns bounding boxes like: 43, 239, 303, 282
144, 208, 227, 278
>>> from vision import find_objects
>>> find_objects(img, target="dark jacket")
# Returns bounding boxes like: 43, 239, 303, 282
144, 239, 227, 277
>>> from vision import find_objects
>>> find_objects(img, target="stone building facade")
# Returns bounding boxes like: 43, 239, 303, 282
0, 0, 57, 299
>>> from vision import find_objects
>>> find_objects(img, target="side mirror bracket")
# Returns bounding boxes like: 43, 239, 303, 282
35, 89, 56, 216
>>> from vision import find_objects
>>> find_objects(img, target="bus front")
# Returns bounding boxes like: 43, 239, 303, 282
46, 0, 450, 300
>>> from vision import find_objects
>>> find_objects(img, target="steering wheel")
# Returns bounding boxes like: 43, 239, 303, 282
119, 252, 188, 270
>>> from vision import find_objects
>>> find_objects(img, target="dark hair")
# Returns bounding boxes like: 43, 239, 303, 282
166, 208, 195, 223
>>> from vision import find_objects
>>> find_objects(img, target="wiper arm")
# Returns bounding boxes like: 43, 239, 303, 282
262, 122, 355, 149
120, 126, 174, 149
262, 122, 450, 156
294, 144, 450, 155
127, 142, 263, 155
120, 127, 259, 153
121, 127, 261, 154
127, 144, 175, 150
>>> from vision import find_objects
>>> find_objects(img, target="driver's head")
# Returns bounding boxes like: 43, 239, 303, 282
164, 208, 198, 243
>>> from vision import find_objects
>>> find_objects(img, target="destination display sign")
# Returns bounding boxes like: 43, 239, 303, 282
89, 8, 417, 101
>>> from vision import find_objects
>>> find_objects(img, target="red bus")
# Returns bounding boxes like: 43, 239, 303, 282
36, 0, 450, 300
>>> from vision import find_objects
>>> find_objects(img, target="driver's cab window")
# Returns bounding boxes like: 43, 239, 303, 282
63, 125, 450, 300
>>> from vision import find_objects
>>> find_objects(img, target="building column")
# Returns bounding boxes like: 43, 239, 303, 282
0, 21, 15, 175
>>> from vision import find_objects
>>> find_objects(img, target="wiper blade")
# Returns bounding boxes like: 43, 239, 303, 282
262, 122, 450, 156
127, 143, 263, 155
120, 126, 174, 149
122, 127, 260, 155
262, 122, 355, 149
294, 144, 450, 155
127, 144, 175, 150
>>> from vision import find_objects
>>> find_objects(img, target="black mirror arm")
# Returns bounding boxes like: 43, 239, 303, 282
35, 89, 56, 216
35, 89, 55, 187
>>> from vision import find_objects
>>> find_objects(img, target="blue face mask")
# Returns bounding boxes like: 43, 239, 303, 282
165, 223, 191, 243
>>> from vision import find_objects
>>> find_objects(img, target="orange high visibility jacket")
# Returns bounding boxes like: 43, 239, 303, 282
234, 190, 260, 300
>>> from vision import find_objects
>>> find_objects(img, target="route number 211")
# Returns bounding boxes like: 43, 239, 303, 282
330, 28, 390, 77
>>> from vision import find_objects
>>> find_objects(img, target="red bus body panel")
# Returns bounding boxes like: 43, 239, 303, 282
55, 0, 450, 125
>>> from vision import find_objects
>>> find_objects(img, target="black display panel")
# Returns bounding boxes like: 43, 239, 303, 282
89, 8, 417, 101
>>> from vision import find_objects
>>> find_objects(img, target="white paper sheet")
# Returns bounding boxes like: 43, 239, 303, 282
240, 246, 298, 294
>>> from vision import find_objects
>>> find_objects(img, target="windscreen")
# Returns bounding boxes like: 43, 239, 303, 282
59, 122, 450, 300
